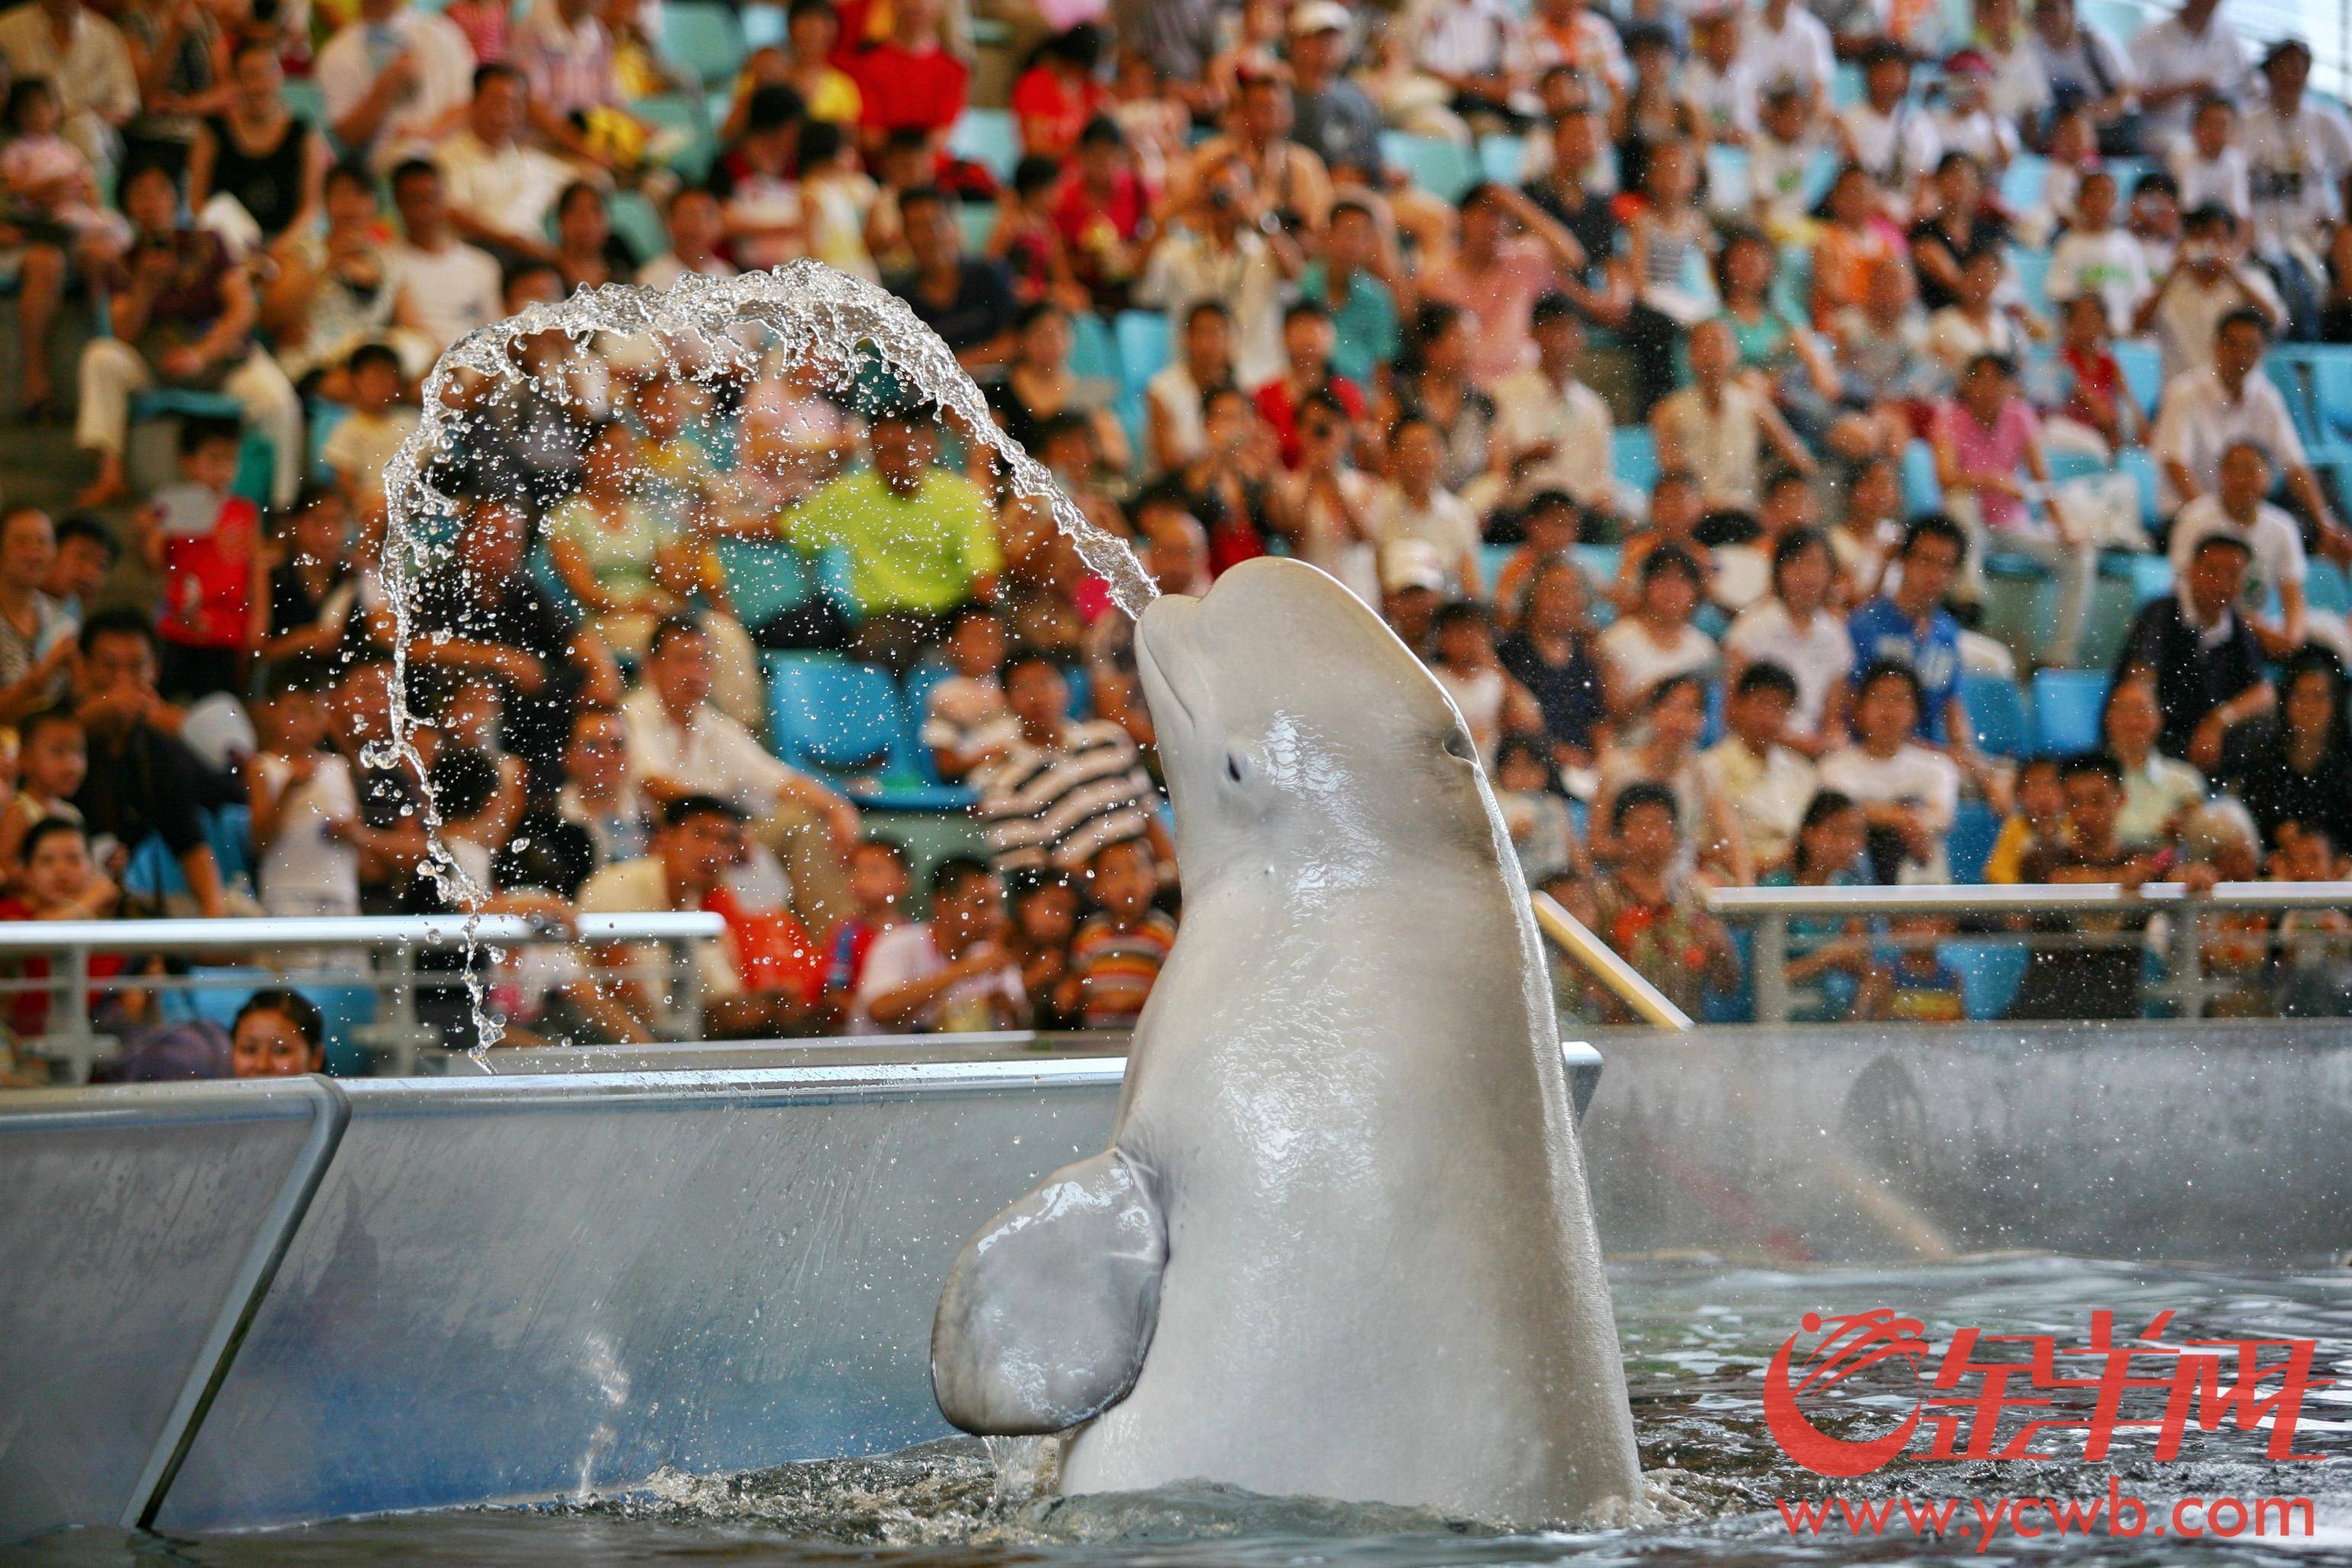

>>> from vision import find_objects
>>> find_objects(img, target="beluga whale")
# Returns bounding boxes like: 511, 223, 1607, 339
931, 555, 1642, 1526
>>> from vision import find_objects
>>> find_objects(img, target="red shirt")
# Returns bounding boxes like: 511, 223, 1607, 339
1252, 375, 1366, 469
0, 897, 124, 1037
851, 41, 968, 134
1010, 66, 1109, 158
156, 491, 260, 651
1052, 169, 1147, 295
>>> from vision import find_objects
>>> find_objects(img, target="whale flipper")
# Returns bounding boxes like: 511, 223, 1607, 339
931, 1148, 1166, 1435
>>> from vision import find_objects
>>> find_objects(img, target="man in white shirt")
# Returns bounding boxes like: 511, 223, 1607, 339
2134, 203, 2282, 382
1410, 0, 1529, 122
2241, 38, 2352, 330
1368, 414, 1482, 595
436, 62, 578, 264
2045, 168, 2154, 330
1136, 166, 1302, 391
315, 0, 476, 172
1700, 661, 1819, 873
1837, 41, 1941, 216
0, 0, 134, 172
1488, 293, 1614, 519
623, 614, 861, 926
2126, 0, 2248, 142
385, 159, 504, 358
2031, 0, 2136, 143
2150, 309, 2345, 560
1744, 0, 1837, 117
1725, 526, 1854, 745
2167, 439, 2311, 655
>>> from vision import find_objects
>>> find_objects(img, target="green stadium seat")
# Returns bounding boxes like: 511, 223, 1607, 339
949, 108, 1020, 180
662, 2, 746, 87
2031, 668, 2110, 756
1378, 130, 1477, 201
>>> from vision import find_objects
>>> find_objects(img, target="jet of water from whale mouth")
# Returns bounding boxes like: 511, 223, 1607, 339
378, 262, 1159, 1054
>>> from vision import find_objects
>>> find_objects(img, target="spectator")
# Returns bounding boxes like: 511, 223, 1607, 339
0, 507, 74, 725
524, 703, 649, 894
1425, 182, 1592, 388
314, 0, 477, 172
319, 343, 420, 510
2118, 530, 2273, 768
1725, 526, 1853, 755
1762, 789, 1890, 1021
853, 853, 1026, 1032
229, 989, 324, 1077
1703, 659, 1819, 873
2047, 170, 2156, 336
710, 83, 807, 273
260, 161, 408, 389
2104, 667, 2207, 846
1602, 545, 1718, 722
577, 793, 811, 1040
71, 609, 227, 916
787, 402, 1001, 671
781, 0, 860, 125
188, 39, 330, 251
624, 613, 857, 926
44, 513, 116, 623
2135, 204, 2281, 383
817, 835, 910, 1023
1585, 780, 1742, 1020
246, 660, 362, 924
2169, 94, 2248, 224
2167, 438, 2311, 657
435, 62, 575, 264
1495, 733, 1580, 886
888, 185, 1018, 374
2029, 0, 2138, 153
1653, 318, 1816, 513
1389, 302, 1494, 497
2243, 39, 2350, 332
1984, 752, 2066, 881
920, 604, 1015, 782
974, 649, 1171, 878
0, 706, 85, 882
1819, 658, 1961, 881
797, 119, 879, 282
1011, 24, 1107, 159
74, 166, 301, 510
0, 0, 135, 176
849, 0, 967, 153
2215, 646, 2352, 851
1135, 154, 1300, 390
2009, 751, 2167, 1019
1933, 352, 2092, 666
135, 417, 259, 701
385, 158, 504, 362
550, 179, 633, 291
2049, 292, 2144, 456
2125, 0, 2247, 145
1594, 672, 1751, 884
510, 0, 644, 172
1288, 3, 1384, 185
2151, 308, 2344, 552
1498, 552, 1607, 774
1055, 836, 1174, 1029
638, 184, 738, 288
1428, 600, 1540, 769
1144, 301, 1233, 477
1849, 514, 1970, 748
1490, 295, 1615, 520
2, 76, 127, 423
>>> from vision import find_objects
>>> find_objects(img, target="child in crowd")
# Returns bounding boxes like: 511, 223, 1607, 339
319, 344, 419, 513
2050, 292, 2142, 454
0, 816, 123, 1037
1819, 660, 1960, 882
797, 120, 880, 282
1749, 85, 1822, 243
1881, 912, 1968, 1019
2048, 169, 2155, 337
0, 79, 128, 262
1057, 837, 1175, 1030
1928, 52, 2016, 179
229, 988, 325, 1078
2035, 104, 2099, 237
2168, 95, 2251, 225
2273, 825, 2352, 1016
2127, 170, 2183, 274
139, 417, 259, 701
988, 155, 1079, 309
1011, 871, 1082, 1030
0, 706, 85, 887
1429, 602, 1539, 771
425, 746, 521, 896
820, 837, 910, 1020
1586, 781, 1742, 1020
246, 662, 361, 922
922, 607, 1017, 781
1984, 754, 2067, 882
1835, 43, 1934, 224
1496, 734, 1580, 888
1812, 166, 1909, 327
1764, 788, 1889, 1021
1701, 661, 1819, 874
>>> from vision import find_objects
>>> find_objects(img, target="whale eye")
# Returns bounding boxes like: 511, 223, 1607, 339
1442, 728, 1476, 764
1225, 752, 1245, 784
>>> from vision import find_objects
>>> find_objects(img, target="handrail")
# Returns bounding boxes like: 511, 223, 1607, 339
1709, 881, 2352, 916
0, 911, 726, 953
1703, 881, 2352, 1024
1532, 890, 1694, 1032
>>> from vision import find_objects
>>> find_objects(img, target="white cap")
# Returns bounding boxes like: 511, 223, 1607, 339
1381, 539, 1448, 595
1290, 1, 1350, 36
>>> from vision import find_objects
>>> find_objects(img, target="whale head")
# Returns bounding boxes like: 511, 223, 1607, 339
1134, 556, 1499, 894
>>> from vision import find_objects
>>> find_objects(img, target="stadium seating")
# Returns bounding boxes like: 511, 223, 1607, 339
1899, 439, 1942, 514
1959, 669, 2030, 758
1941, 939, 2028, 1020
1378, 132, 1478, 203
1948, 798, 2001, 884
2113, 340, 2162, 415
2031, 668, 2111, 757
949, 108, 1020, 181
662, 2, 746, 87
1610, 427, 1658, 494
768, 655, 981, 810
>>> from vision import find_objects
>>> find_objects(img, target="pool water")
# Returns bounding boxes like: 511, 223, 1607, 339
19, 1255, 2352, 1566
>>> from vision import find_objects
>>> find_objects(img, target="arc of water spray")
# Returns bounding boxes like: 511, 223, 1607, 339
376, 262, 1163, 1053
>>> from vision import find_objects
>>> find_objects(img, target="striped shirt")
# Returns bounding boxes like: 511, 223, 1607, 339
1069, 910, 1178, 1029
975, 720, 1158, 876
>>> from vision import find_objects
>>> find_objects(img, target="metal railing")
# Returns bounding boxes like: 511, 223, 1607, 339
1708, 881, 2352, 1024
0, 913, 726, 1083
1533, 890, 1694, 1030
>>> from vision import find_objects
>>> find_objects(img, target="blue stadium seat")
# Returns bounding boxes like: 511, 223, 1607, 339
208, 805, 253, 893
769, 658, 905, 779
2127, 552, 2173, 605
1899, 438, 1942, 514
1948, 798, 2001, 884
1703, 143, 1752, 212
1999, 153, 2050, 210
1476, 134, 1526, 185
2031, 668, 2110, 757
1959, 670, 2030, 758
1068, 311, 1120, 384
1113, 310, 1170, 400
1378, 130, 1477, 201
636, 92, 715, 181
1478, 543, 1515, 597
662, 2, 745, 85
2113, 340, 2162, 415
949, 108, 1020, 180
2009, 247, 2052, 314
1610, 427, 1658, 494
2264, 346, 2323, 447
2115, 446, 2161, 527
957, 201, 998, 253
2044, 446, 2107, 485
1941, 939, 2029, 1019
